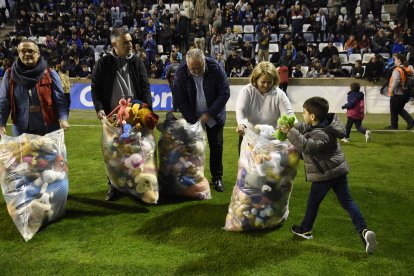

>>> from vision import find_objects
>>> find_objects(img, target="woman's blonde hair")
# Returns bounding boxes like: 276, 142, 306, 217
249, 61, 280, 87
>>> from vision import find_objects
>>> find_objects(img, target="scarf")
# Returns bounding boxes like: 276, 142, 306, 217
11, 57, 47, 89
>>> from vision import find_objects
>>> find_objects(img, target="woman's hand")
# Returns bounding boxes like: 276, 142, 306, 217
236, 124, 246, 136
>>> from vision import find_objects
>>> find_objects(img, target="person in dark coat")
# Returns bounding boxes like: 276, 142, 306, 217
91, 27, 152, 201
173, 48, 230, 192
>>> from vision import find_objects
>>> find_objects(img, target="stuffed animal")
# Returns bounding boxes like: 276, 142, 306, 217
126, 103, 142, 128
136, 107, 159, 130
255, 124, 276, 140
273, 114, 296, 141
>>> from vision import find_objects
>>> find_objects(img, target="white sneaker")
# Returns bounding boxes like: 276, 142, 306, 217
341, 138, 349, 143
365, 130, 371, 143
363, 230, 377, 254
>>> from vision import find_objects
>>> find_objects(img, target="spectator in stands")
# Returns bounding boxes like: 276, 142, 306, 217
143, 32, 157, 67
241, 40, 255, 67
226, 48, 242, 77
326, 54, 344, 77
321, 42, 339, 66
358, 34, 372, 55
292, 64, 304, 78
385, 53, 414, 130
351, 60, 365, 78
173, 48, 230, 192
257, 25, 270, 62
236, 61, 294, 153
0, 39, 69, 136
295, 50, 308, 66
80, 41, 95, 68
154, 54, 165, 78
157, 23, 174, 54
391, 37, 406, 54
293, 32, 307, 53
365, 54, 384, 83
175, 12, 190, 53
193, 17, 206, 52
163, 52, 180, 111
371, 29, 389, 54
215, 52, 226, 70
223, 26, 240, 57
210, 34, 226, 60
291, 5, 305, 40
182, 0, 195, 24
403, 28, 414, 46
344, 34, 358, 55
306, 65, 320, 78
160, 9, 173, 25
282, 40, 297, 60
91, 27, 152, 201
212, 6, 223, 33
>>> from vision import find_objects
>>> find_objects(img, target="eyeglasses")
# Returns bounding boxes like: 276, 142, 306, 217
18, 49, 38, 55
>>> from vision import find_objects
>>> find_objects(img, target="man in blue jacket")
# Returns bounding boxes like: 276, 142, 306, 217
173, 48, 230, 192
0, 39, 69, 136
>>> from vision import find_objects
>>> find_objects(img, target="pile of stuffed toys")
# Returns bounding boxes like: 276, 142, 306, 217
224, 115, 299, 231
157, 112, 211, 199
102, 99, 160, 204
0, 129, 68, 241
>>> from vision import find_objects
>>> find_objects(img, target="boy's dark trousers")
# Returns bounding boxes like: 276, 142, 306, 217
300, 174, 367, 233
345, 118, 367, 138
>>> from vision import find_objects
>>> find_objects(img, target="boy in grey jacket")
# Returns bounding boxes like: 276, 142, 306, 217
281, 96, 377, 254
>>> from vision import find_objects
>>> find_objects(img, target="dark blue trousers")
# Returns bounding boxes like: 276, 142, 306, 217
205, 123, 223, 182
301, 174, 367, 234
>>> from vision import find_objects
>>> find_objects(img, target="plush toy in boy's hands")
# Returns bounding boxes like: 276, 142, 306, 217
273, 114, 296, 141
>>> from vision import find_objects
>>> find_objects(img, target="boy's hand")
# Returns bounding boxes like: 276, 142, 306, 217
236, 124, 246, 136
280, 125, 291, 134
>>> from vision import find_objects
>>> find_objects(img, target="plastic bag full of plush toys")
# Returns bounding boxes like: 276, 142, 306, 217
224, 126, 300, 231
101, 98, 160, 204
157, 112, 211, 199
0, 129, 69, 241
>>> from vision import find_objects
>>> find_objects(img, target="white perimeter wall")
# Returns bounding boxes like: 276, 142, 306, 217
227, 85, 414, 113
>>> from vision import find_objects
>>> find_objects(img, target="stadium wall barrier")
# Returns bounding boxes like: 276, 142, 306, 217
3, 78, 414, 113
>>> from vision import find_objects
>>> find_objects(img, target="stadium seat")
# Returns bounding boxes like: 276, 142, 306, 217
37, 36, 46, 45
348, 53, 362, 64
302, 24, 311, 32
340, 7, 347, 15
243, 33, 254, 42
362, 53, 375, 64
303, 32, 313, 42
269, 43, 279, 53
270, 33, 278, 42
381, 13, 391, 22
164, 4, 170, 10
355, 6, 361, 15
233, 25, 243, 33
95, 45, 105, 54
157, 45, 164, 54
367, 13, 374, 21
378, 52, 390, 60
342, 65, 352, 75
160, 54, 168, 64
339, 53, 348, 64
170, 4, 180, 12
300, 66, 309, 76
333, 42, 344, 52
243, 25, 254, 33
318, 42, 328, 52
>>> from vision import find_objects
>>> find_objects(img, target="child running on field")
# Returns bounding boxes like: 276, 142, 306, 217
281, 96, 377, 254
341, 82, 371, 143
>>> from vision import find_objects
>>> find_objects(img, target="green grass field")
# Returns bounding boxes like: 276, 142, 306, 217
1, 110, 413, 275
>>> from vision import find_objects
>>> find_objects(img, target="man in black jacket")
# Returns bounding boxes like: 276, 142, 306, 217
91, 27, 152, 201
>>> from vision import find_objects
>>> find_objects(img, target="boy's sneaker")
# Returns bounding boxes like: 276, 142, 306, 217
341, 138, 350, 143
365, 130, 371, 143
361, 229, 377, 254
291, 225, 313, 239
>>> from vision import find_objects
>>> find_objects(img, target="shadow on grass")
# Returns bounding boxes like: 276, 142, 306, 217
66, 194, 149, 218
135, 203, 364, 274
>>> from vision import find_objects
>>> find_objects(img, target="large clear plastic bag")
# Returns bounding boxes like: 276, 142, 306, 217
0, 129, 68, 241
224, 128, 299, 231
101, 117, 159, 204
157, 115, 211, 200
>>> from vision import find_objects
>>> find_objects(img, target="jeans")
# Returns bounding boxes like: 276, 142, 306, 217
390, 94, 413, 128
301, 174, 367, 234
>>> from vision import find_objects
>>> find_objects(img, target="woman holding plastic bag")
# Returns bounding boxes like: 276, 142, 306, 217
224, 61, 298, 231
235, 61, 295, 153
157, 112, 211, 200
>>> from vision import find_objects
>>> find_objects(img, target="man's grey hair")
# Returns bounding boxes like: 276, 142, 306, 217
186, 48, 205, 62
18, 39, 39, 51
110, 27, 130, 42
